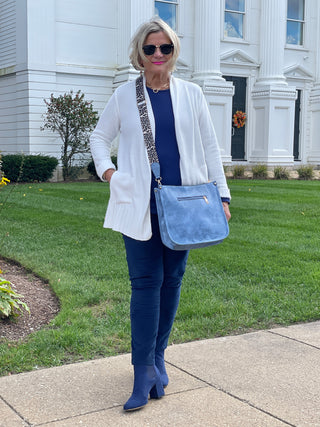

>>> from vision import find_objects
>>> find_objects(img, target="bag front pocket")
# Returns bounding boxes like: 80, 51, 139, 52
177, 195, 209, 204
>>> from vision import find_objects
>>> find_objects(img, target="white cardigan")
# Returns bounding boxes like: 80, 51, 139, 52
90, 76, 231, 241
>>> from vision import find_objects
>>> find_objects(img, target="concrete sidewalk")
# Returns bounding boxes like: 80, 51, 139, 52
1, 321, 320, 427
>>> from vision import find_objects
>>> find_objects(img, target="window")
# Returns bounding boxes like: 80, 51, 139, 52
155, 0, 178, 30
224, 0, 245, 39
287, 0, 305, 45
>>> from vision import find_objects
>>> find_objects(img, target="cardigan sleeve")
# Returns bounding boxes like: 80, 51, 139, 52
197, 89, 231, 200
90, 91, 120, 181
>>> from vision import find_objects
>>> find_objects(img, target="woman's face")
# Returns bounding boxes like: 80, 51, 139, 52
141, 31, 173, 77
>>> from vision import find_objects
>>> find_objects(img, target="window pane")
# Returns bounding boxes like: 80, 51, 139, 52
286, 21, 303, 44
287, 0, 304, 20
155, 1, 176, 29
224, 11, 243, 38
225, 0, 245, 12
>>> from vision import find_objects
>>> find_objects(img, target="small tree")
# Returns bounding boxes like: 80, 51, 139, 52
42, 91, 99, 180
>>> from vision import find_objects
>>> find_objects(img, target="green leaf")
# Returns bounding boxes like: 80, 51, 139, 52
0, 300, 12, 317
0, 280, 30, 317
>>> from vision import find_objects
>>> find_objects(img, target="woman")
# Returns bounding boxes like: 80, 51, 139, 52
90, 18, 231, 412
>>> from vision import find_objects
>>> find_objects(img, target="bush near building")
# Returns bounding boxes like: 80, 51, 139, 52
273, 166, 290, 180
252, 164, 268, 179
232, 165, 246, 179
1, 154, 58, 182
228, 165, 318, 180
297, 165, 314, 180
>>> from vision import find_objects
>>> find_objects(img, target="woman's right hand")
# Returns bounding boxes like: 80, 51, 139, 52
103, 168, 116, 183
222, 202, 231, 222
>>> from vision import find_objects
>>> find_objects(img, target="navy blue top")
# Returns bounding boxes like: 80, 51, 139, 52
147, 87, 230, 211
147, 87, 181, 213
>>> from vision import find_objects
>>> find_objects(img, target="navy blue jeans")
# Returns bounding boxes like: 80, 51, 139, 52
123, 214, 189, 365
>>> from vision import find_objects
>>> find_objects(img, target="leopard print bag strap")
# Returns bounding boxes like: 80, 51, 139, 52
136, 75, 160, 168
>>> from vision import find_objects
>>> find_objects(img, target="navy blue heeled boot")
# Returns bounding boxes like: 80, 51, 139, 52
155, 351, 169, 387
123, 365, 165, 411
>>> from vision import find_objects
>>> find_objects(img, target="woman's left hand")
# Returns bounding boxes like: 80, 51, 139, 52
222, 202, 231, 222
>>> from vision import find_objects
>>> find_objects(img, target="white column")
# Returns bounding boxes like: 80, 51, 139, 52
251, 0, 296, 165
315, 2, 320, 85
193, 0, 223, 81
191, 0, 234, 163
256, 0, 287, 85
115, 0, 153, 85
309, 0, 320, 163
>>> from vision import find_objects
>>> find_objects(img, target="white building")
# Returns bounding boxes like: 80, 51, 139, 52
0, 0, 320, 168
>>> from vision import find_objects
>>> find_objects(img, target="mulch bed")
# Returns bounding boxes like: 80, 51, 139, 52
0, 258, 60, 341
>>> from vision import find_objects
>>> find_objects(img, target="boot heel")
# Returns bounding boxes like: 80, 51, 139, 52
124, 365, 164, 411
155, 352, 169, 387
149, 378, 165, 399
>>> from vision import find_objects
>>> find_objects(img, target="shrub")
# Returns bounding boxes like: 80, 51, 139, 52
297, 165, 314, 180
67, 166, 84, 180
111, 156, 118, 170
252, 164, 268, 179
232, 165, 246, 179
274, 166, 290, 180
87, 157, 118, 179
87, 160, 98, 178
0, 277, 30, 318
1, 154, 58, 182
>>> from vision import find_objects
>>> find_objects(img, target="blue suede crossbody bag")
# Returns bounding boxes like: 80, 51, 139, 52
136, 76, 229, 250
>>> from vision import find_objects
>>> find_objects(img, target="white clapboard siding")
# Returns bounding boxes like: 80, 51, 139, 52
0, 0, 16, 69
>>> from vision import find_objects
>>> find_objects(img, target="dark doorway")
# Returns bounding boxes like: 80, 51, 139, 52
224, 76, 247, 160
294, 90, 301, 160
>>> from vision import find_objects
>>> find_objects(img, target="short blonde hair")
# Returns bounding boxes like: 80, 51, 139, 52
129, 18, 180, 72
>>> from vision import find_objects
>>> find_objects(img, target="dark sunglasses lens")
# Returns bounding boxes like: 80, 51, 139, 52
143, 45, 156, 55
142, 44, 173, 55
160, 44, 173, 54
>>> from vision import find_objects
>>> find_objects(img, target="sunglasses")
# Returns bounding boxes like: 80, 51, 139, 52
142, 44, 174, 56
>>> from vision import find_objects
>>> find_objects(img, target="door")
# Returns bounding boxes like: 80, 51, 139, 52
224, 76, 247, 160
293, 90, 301, 160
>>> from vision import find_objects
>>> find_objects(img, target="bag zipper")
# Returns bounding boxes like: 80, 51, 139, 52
177, 195, 209, 204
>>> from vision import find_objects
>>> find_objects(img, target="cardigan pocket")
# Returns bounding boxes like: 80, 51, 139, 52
109, 171, 133, 204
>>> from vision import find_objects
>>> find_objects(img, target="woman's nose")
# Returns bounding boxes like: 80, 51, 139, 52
153, 47, 163, 57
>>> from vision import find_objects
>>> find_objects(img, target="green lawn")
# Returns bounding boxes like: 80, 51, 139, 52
0, 179, 319, 376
